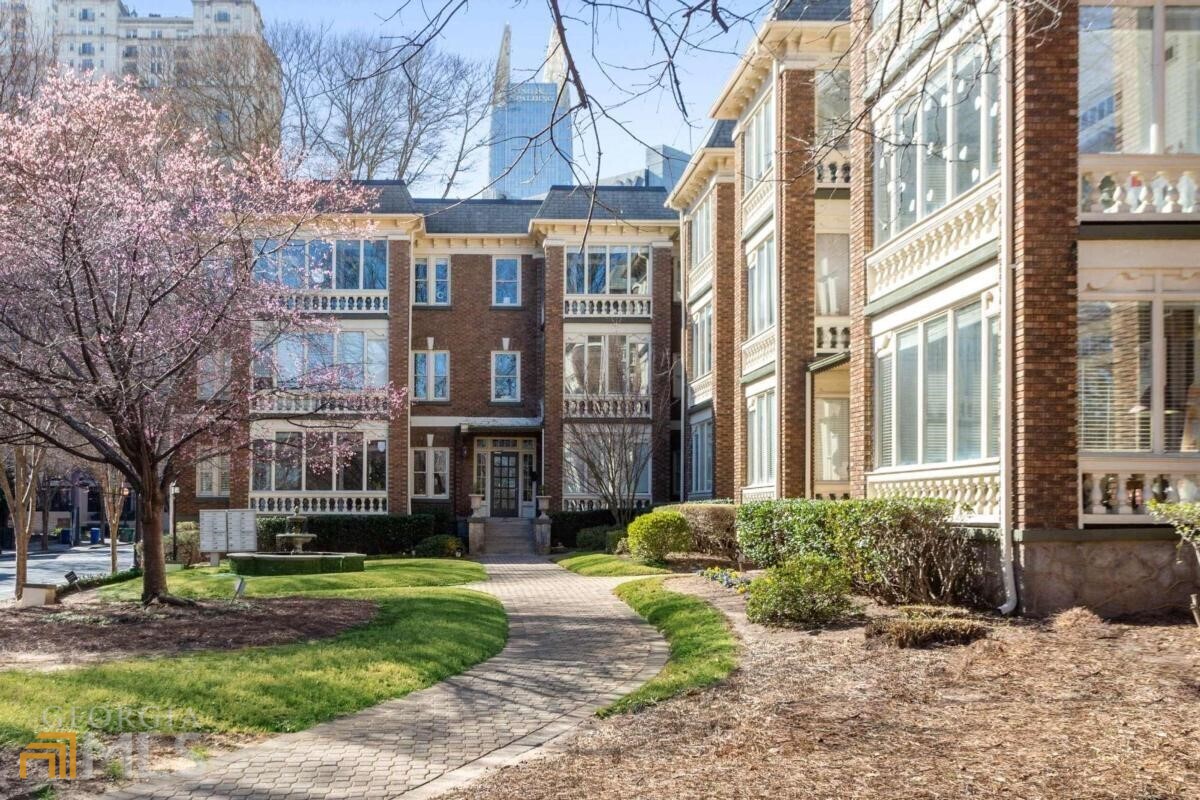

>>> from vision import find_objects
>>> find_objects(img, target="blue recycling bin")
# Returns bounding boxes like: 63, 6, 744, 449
58, 529, 72, 546
90, 527, 102, 544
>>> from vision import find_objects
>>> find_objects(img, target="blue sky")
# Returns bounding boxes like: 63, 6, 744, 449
140, 1, 758, 192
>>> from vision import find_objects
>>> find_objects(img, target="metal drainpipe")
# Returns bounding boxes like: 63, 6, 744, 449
997, 3, 1019, 615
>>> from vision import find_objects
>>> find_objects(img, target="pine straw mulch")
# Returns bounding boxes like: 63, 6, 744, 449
0, 595, 378, 671
441, 575, 1200, 800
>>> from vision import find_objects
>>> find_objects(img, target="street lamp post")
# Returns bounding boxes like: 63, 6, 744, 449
169, 482, 179, 562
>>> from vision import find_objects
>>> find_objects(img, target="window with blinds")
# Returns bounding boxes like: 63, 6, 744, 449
875, 351, 894, 468
897, 329, 920, 465
1078, 301, 1152, 452
954, 303, 983, 460
924, 316, 949, 462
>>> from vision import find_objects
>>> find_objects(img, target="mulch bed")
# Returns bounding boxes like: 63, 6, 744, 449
443, 575, 1200, 800
0, 596, 379, 670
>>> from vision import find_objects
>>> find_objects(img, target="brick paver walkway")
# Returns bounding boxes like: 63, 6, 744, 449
106, 556, 669, 800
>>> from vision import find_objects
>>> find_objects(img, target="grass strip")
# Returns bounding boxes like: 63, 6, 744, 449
551, 552, 670, 577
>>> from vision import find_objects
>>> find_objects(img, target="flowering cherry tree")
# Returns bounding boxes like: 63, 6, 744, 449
0, 72, 400, 603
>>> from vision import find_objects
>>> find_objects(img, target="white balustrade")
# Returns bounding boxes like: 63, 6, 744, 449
562, 294, 652, 318
1079, 456, 1200, 524
289, 290, 390, 314
690, 372, 714, 405
815, 155, 851, 188
867, 463, 1001, 522
250, 492, 389, 515
740, 485, 776, 502
563, 394, 651, 418
741, 328, 776, 375
1079, 155, 1200, 219
813, 316, 852, 354
252, 390, 392, 416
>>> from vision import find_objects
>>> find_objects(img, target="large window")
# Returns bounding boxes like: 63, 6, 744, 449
566, 245, 650, 295
690, 417, 713, 495
815, 398, 850, 482
254, 239, 388, 290
253, 330, 386, 390
1078, 301, 1155, 451
874, 301, 999, 469
411, 447, 449, 498
746, 389, 776, 487
690, 192, 713, 267
747, 236, 776, 336
691, 302, 713, 377
493, 257, 521, 306
412, 351, 449, 401
564, 334, 650, 396
252, 432, 386, 492
196, 455, 230, 497
743, 94, 775, 190
414, 257, 450, 305
873, 41, 1000, 244
492, 351, 521, 401
815, 234, 850, 317
816, 70, 851, 149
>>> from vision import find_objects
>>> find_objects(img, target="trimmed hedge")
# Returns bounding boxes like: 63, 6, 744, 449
577, 525, 614, 552
414, 534, 463, 558
255, 514, 435, 556
736, 497, 982, 606
229, 553, 366, 576
745, 554, 855, 628
627, 510, 691, 562
658, 503, 737, 558
548, 510, 615, 548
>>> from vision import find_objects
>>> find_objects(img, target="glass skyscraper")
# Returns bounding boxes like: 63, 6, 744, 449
486, 25, 575, 199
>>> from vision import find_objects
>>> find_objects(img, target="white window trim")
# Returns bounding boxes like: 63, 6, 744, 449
412, 350, 450, 402
491, 350, 522, 402
746, 235, 777, 338
563, 244, 653, 296
410, 446, 450, 499
746, 388, 777, 488
563, 333, 652, 397
196, 455, 230, 498
251, 429, 388, 493
413, 256, 451, 306
492, 256, 522, 306
690, 417, 714, 495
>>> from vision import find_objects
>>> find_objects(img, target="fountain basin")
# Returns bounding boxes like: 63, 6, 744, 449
228, 552, 366, 576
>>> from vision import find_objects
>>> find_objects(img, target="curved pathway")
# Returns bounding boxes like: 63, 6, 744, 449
108, 556, 669, 800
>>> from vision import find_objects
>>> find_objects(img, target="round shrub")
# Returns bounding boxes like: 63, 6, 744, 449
625, 510, 691, 562
745, 554, 855, 629
414, 534, 463, 558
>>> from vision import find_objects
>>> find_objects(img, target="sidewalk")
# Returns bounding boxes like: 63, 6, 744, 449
0, 542, 134, 596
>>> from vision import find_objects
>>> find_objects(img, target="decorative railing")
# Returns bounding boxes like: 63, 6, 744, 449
742, 168, 774, 224
815, 155, 851, 188
812, 484, 852, 501
1079, 455, 1200, 525
288, 290, 389, 314
563, 394, 651, 418
690, 372, 713, 406
252, 390, 391, 416
741, 328, 776, 375
563, 494, 651, 512
1079, 154, 1200, 219
563, 295, 652, 318
740, 485, 776, 502
688, 253, 714, 297
867, 462, 1001, 522
249, 492, 388, 515
814, 316, 851, 355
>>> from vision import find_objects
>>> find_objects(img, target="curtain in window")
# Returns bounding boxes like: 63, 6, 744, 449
1078, 301, 1152, 451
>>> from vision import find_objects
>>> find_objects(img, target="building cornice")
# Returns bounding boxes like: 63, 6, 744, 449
666, 149, 735, 211
529, 218, 679, 242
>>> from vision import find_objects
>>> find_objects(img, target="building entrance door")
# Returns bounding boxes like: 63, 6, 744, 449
489, 452, 519, 517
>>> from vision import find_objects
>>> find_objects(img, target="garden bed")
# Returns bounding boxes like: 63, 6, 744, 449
442, 576, 1200, 800
0, 596, 379, 670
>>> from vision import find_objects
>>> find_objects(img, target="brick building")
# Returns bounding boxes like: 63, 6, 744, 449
177, 183, 681, 539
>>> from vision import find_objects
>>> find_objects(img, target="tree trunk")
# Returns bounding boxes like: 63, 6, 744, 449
13, 505, 25, 600
39, 485, 49, 552
139, 486, 169, 603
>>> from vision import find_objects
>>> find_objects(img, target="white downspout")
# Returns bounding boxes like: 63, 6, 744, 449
997, 4, 1018, 615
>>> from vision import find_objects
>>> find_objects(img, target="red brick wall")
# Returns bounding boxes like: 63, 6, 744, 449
652, 245, 676, 502
711, 181, 737, 500
848, 0, 875, 499
776, 69, 816, 498
387, 238, 412, 514
1013, 0, 1079, 530
542, 243, 565, 510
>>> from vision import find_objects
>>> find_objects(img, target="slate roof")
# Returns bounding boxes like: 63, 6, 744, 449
705, 120, 735, 149
412, 198, 542, 234
772, 0, 851, 22
534, 185, 676, 222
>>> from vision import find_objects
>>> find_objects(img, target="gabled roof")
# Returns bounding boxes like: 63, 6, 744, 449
412, 198, 541, 234
534, 185, 676, 221
772, 0, 851, 22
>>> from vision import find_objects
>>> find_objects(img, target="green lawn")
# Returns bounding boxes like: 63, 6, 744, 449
0, 563, 504, 749
603, 578, 737, 716
98, 558, 486, 601
552, 552, 671, 577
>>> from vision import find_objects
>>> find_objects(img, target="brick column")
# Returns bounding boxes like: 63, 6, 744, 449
652, 245, 675, 503
542, 243, 565, 511
732, 133, 748, 499
680, 220, 693, 499
1012, 0, 1079, 531
777, 68, 817, 499
848, 0, 875, 499
711, 181, 738, 500
388, 237, 412, 515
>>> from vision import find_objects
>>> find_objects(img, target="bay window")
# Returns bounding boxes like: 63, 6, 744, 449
746, 389, 776, 487
690, 417, 713, 495
492, 351, 521, 401
414, 257, 450, 305
874, 300, 999, 469
564, 334, 650, 397
254, 239, 387, 290
743, 93, 774, 190
691, 302, 713, 377
251, 432, 386, 493
413, 351, 449, 401
253, 330, 386, 390
566, 245, 650, 295
690, 193, 713, 266
412, 447, 449, 498
747, 236, 776, 336
873, 41, 1000, 244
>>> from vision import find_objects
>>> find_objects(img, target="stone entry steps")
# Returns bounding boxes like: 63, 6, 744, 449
482, 518, 535, 555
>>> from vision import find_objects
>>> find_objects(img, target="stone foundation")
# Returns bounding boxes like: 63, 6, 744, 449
1015, 531, 1200, 617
